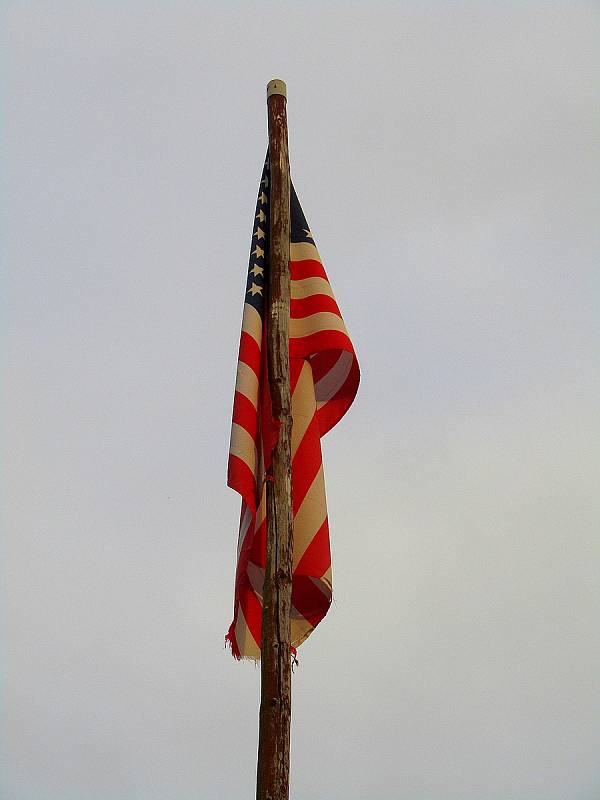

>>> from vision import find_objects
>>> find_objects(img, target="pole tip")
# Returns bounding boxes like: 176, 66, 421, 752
267, 78, 287, 99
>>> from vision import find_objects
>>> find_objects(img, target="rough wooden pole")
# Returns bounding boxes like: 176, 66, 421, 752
256, 78, 293, 800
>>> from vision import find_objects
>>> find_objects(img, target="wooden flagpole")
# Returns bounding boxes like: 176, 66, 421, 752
256, 78, 293, 800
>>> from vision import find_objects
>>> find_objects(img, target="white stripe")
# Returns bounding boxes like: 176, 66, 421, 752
229, 422, 258, 475
234, 361, 259, 408
290, 241, 321, 262
235, 606, 260, 659
291, 276, 334, 300
289, 311, 348, 339
247, 561, 265, 601
237, 504, 253, 559
241, 303, 262, 346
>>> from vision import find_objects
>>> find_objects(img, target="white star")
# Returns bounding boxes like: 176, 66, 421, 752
247, 282, 263, 296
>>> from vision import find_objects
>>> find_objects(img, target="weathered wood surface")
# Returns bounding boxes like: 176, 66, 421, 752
256, 83, 293, 800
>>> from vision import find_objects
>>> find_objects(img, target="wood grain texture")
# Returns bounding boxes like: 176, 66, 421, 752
256, 89, 293, 800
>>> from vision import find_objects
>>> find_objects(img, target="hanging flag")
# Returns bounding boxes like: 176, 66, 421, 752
226, 157, 359, 659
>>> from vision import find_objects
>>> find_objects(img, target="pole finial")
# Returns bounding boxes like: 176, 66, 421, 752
267, 78, 287, 99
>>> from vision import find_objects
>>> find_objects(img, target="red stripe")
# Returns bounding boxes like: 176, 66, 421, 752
292, 576, 331, 627
316, 356, 360, 436
239, 579, 263, 651
232, 391, 258, 440
289, 330, 354, 360
291, 294, 341, 319
227, 454, 257, 510
249, 515, 267, 568
225, 628, 241, 659
238, 331, 261, 376
310, 349, 343, 384
291, 415, 323, 515
290, 259, 327, 281
295, 516, 330, 577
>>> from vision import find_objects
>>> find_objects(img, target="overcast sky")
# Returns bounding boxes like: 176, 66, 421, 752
3, 2, 600, 799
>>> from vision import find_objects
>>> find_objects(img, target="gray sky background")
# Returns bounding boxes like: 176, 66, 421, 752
3, 3, 600, 799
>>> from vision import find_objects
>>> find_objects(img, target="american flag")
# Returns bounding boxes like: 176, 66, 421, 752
226, 157, 359, 659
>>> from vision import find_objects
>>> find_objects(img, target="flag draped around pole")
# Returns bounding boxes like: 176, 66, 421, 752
226, 155, 359, 659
